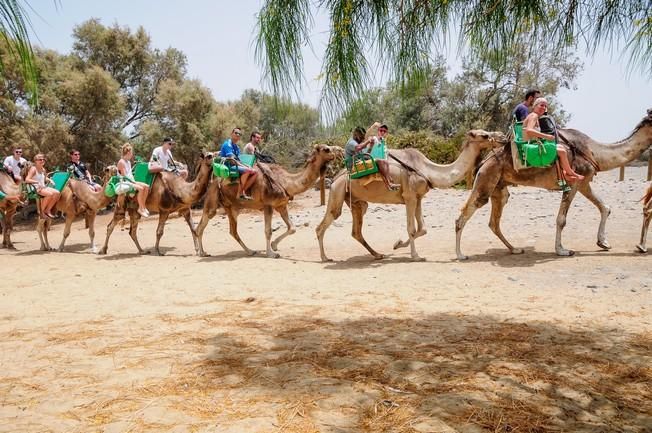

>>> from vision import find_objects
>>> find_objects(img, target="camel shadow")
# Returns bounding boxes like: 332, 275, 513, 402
322, 254, 425, 270
185, 312, 652, 432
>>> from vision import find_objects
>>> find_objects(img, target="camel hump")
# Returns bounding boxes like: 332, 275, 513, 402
256, 162, 288, 200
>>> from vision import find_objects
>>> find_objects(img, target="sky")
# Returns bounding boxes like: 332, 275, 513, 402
28, 0, 651, 142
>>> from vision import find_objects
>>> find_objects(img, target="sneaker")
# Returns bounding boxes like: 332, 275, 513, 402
137, 208, 149, 218
388, 184, 400, 191
239, 194, 253, 201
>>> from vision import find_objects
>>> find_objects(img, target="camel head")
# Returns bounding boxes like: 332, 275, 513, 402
198, 151, 214, 165
464, 129, 507, 151
102, 165, 118, 184
307, 144, 340, 164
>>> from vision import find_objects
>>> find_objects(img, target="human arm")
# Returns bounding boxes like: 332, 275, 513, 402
24, 166, 38, 188
523, 114, 554, 141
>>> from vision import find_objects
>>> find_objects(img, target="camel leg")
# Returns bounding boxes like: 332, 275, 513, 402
37, 217, 49, 251
577, 182, 612, 250
57, 213, 76, 252
263, 205, 280, 258
152, 212, 170, 256
350, 201, 384, 260
128, 211, 148, 254
403, 197, 426, 261
554, 186, 579, 256
2, 206, 17, 249
488, 186, 524, 255
227, 208, 256, 256
195, 182, 220, 256
455, 189, 494, 261
394, 197, 427, 250
270, 206, 296, 252
636, 205, 651, 253
316, 178, 347, 262
86, 212, 98, 253
181, 209, 199, 253
99, 202, 127, 255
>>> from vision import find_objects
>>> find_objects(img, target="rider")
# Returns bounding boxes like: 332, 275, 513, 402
3, 147, 27, 183
523, 97, 584, 183
148, 137, 188, 179
366, 122, 400, 191
513, 89, 541, 122
68, 149, 101, 191
219, 127, 258, 200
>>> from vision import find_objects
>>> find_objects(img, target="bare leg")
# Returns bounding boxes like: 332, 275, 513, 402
226, 207, 256, 255
271, 206, 296, 252
557, 146, 583, 181
554, 184, 579, 256
242, 171, 257, 196
377, 160, 398, 190
351, 201, 384, 260
577, 180, 611, 250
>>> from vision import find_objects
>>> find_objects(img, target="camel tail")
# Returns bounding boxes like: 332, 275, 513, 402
642, 184, 652, 205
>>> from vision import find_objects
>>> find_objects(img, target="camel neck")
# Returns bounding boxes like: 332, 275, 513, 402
283, 161, 323, 196
420, 144, 483, 187
590, 125, 652, 172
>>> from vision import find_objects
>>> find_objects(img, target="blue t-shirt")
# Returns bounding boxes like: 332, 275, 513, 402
513, 103, 529, 122
344, 138, 359, 160
219, 139, 241, 160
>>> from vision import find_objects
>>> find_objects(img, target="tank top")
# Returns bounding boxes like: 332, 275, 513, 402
120, 158, 134, 180
34, 170, 46, 188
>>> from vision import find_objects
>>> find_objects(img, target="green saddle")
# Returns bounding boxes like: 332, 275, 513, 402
513, 122, 557, 168
104, 175, 136, 198
133, 162, 155, 187
346, 153, 378, 179
24, 171, 71, 200
212, 155, 256, 180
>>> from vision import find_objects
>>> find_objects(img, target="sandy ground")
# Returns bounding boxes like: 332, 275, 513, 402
0, 166, 651, 433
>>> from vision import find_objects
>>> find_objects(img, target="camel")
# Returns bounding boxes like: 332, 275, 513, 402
316, 130, 504, 261
195, 144, 339, 257
636, 183, 652, 253
455, 109, 652, 260
0, 170, 23, 249
98, 151, 214, 255
35, 166, 117, 252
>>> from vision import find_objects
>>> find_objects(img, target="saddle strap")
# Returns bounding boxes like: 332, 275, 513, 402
388, 153, 434, 189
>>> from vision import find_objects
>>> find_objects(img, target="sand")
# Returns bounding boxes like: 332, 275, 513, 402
0, 166, 650, 432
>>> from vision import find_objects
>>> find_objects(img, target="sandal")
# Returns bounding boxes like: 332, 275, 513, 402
239, 194, 253, 201
45, 212, 56, 219
388, 184, 400, 191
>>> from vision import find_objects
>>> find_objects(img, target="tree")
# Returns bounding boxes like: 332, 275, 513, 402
256, 0, 651, 113
0, 0, 39, 105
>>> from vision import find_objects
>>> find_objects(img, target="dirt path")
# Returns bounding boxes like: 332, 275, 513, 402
1, 167, 650, 432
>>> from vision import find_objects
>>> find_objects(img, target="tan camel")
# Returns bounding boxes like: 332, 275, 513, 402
316, 130, 504, 261
98, 152, 214, 255
455, 109, 652, 260
195, 144, 338, 257
35, 166, 117, 252
636, 183, 652, 253
0, 170, 23, 249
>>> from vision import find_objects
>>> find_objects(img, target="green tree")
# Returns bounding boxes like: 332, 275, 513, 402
256, 0, 651, 112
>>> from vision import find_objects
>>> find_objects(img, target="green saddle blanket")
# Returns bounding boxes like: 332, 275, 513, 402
24, 171, 71, 200
513, 122, 558, 168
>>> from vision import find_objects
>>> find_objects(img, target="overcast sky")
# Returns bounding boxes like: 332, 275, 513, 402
29, 0, 651, 142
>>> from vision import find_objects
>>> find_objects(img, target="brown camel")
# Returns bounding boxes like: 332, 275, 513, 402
455, 109, 652, 260
0, 170, 23, 249
195, 144, 338, 257
35, 166, 117, 252
636, 183, 652, 253
316, 130, 504, 261
99, 152, 214, 256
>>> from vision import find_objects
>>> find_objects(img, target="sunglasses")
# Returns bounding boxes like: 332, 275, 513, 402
234, 131, 242, 136
72, 153, 80, 156
15, 151, 22, 154
36, 158, 46, 162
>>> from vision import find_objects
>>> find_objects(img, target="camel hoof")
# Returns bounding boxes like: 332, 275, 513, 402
457, 254, 469, 261
199, 252, 210, 257
636, 244, 647, 254
321, 257, 334, 263
597, 240, 611, 250
247, 250, 257, 256
393, 240, 406, 250
98, 249, 107, 255
271, 243, 279, 251
373, 254, 385, 260
411, 256, 426, 262
556, 249, 575, 257
139, 250, 151, 255
267, 252, 281, 259
510, 248, 525, 255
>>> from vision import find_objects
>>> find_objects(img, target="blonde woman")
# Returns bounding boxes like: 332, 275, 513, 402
523, 97, 584, 182
25, 153, 60, 219
117, 143, 150, 217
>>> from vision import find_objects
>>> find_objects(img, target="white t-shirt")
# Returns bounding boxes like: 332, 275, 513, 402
149, 146, 173, 170
3, 155, 27, 179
